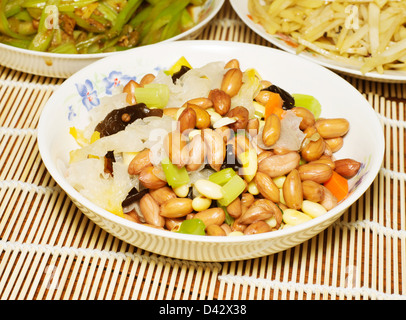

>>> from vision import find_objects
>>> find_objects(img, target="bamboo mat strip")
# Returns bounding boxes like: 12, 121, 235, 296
1, 1, 406, 300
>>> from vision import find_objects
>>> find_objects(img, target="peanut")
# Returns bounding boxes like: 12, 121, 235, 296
208, 89, 231, 116
302, 180, 324, 203
301, 136, 325, 162
320, 186, 338, 210
244, 221, 272, 235
128, 149, 152, 175
160, 198, 193, 218
139, 73, 155, 86
178, 107, 196, 133
298, 162, 333, 184
206, 224, 226, 236
262, 114, 281, 146
149, 186, 176, 205
186, 134, 206, 172
139, 194, 165, 227
225, 59, 240, 69
254, 172, 280, 203
202, 129, 226, 171
324, 137, 344, 153
164, 131, 188, 168
334, 158, 361, 179
291, 107, 315, 130
139, 166, 167, 189
315, 118, 349, 139
283, 169, 303, 210
240, 199, 282, 226
258, 152, 301, 177
194, 207, 225, 226
226, 106, 249, 132
187, 103, 211, 129
163, 107, 179, 119
186, 97, 213, 109
226, 197, 242, 219
221, 68, 243, 97
123, 80, 141, 105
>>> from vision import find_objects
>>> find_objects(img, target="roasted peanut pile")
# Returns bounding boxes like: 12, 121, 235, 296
83, 58, 362, 236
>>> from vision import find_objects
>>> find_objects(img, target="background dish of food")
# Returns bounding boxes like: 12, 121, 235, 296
0, 0, 224, 78
230, 0, 406, 83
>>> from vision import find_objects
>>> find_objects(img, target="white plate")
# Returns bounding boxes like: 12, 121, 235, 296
0, 0, 224, 78
37, 40, 384, 261
230, 0, 406, 83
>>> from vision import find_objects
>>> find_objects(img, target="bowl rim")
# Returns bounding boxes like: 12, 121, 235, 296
0, 0, 225, 60
37, 39, 385, 245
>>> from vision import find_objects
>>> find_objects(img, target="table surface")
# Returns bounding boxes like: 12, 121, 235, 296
0, 1, 405, 300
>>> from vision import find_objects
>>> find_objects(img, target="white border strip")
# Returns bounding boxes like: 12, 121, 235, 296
0, 78, 60, 90
335, 219, 406, 240
218, 274, 406, 300
376, 113, 406, 128
0, 127, 38, 136
0, 239, 222, 271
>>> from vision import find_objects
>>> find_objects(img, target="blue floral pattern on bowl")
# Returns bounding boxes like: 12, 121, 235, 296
102, 71, 136, 95
75, 79, 100, 111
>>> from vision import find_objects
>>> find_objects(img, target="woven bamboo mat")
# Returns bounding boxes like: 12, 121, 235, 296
0, 1, 405, 300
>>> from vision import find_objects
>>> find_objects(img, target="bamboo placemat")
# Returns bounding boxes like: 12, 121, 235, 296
0, 1, 405, 300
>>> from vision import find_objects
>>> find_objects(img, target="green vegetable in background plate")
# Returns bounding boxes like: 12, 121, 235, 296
0, 0, 208, 53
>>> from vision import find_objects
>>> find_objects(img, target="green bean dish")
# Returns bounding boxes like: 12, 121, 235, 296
0, 0, 208, 53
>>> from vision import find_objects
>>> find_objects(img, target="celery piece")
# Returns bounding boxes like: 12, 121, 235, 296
14, 10, 32, 21
177, 219, 206, 236
133, 83, 169, 109
64, 12, 106, 33
129, 5, 152, 28
0, 0, 30, 40
217, 175, 246, 207
96, 3, 117, 23
0, 35, 30, 48
180, 7, 194, 30
107, 0, 142, 37
190, 0, 205, 5
209, 168, 236, 186
51, 42, 78, 53
139, 0, 188, 45
159, 9, 182, 42
161, 157, 190, 188
292, 94, 322, 119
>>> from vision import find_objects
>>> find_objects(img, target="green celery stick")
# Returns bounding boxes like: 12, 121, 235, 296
22, 0, 98, 11
97, 2, 118, 23
28, 0, 61, 51
0, 35, 30, 48
177, 219, 205, 235
217, 175, 246, 207
0, 0, 30, 40
161, 157, 190, 188
159, 9, 182, 41
51, 41, 78, 53
133, 84, 169, 109
209, 168, 236, 186
108, 0, 142, 37
64, 12, 106, 33
128, 5, 152, 28
180, 7, 194, 30
140, 0, 189, 45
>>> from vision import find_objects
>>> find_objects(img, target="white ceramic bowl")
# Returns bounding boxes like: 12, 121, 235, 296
0, 0, 224, 78
37, 40, 384, 262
